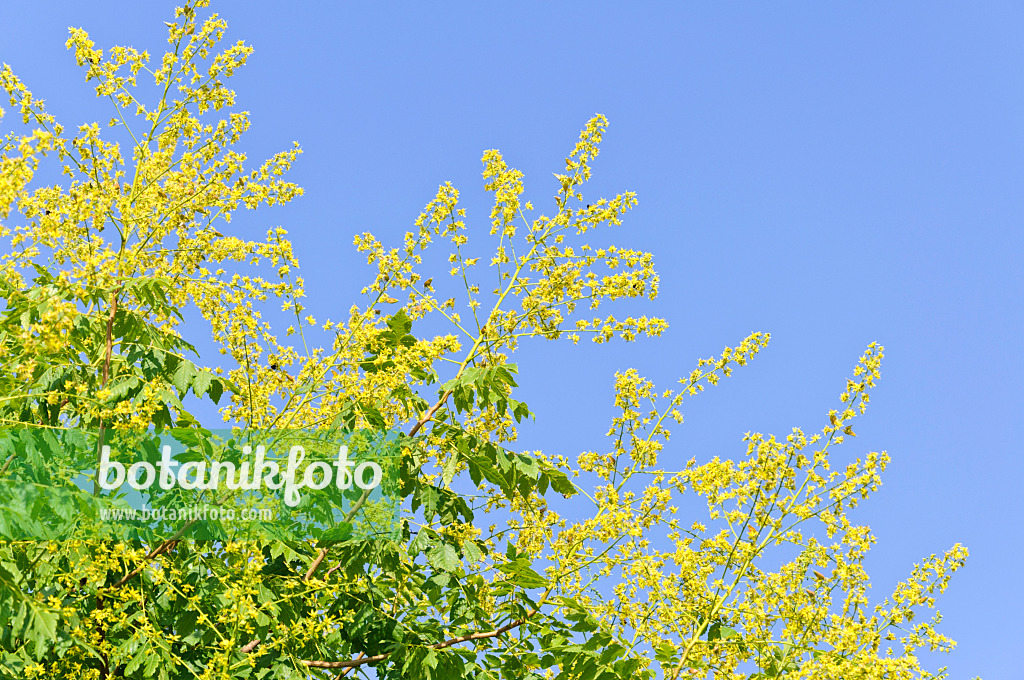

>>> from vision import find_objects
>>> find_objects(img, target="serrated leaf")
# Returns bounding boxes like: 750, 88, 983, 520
208, 378, 224, 404
191, 369, 212, 397
172, 360, 196, 393
442, 453, 459, 487
428, 543, 460, 572
462, 539, 482, 564
497, 559, 548, 589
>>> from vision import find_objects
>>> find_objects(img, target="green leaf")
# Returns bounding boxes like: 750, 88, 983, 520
654, 641, 677, 663
428, 543, 460, 572
708, 621, 742, 645
172, 360, 197, 393
208, 377, 225, 404
441, 453, 459, 488
497, 558, 548, 589
542, 467, 576, 496
13, 599, 58, 660
191, 369, 213, 397
462, 539, 482, 564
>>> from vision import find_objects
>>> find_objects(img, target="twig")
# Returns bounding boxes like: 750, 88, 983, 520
303, 653, 388, 670
248, 388, 454, 659
334, 653, 364, 678
303, 487, 372, 582
303, 549, 329, 583
91, 286, 122, 677
240, 487, 376, 654
408, 390, 452, 437
309, 386, 451, 582
110, 534, 184, 589
432, 618, 525, 650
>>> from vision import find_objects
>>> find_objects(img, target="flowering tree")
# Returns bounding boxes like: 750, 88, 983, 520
0, 2, 971, 679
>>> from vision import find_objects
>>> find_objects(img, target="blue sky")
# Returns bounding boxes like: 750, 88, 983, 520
3, 2, 1022, 677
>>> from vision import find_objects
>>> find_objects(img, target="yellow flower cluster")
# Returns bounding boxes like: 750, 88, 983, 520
0, 3, 973, 677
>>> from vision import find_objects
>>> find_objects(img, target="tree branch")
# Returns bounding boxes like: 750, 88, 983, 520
239, 487, 376, 655
408, 389, 452, 437
240, 639, 260, 654
109, 534, 185, 589
334, 653, 364, 678
302, 389, 450, 584
303, 486, 372, 582
249, 384, 454, 657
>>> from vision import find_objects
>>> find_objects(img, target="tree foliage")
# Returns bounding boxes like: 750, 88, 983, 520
0, 2, 971, 679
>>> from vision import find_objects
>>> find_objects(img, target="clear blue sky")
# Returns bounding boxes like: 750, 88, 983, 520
3, 2, 1022, 677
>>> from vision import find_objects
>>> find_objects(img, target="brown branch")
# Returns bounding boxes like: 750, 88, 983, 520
334, 653, 364, 678
235, 488, 377, 655
432, 618, 525, 649
408, 389, 452, 437
304, 549, 329, 583
110, 536, 182, 588
302, 385, 448, 588
303, 486, 372, 582
306, 386, 451, 603
304, 652, 388, 670
251, 388, 455, 659
294, 391, 460, 668
93, 289, 121, 680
